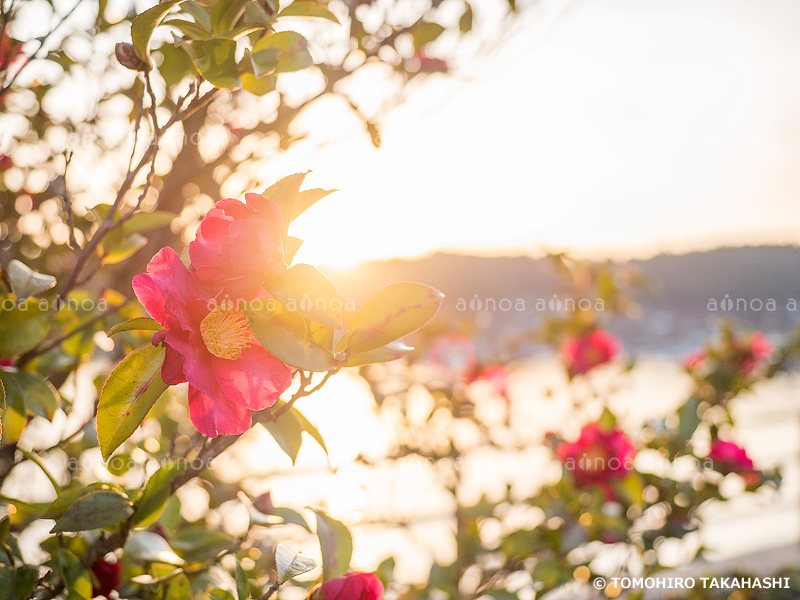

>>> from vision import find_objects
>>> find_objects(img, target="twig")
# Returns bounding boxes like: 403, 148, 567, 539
260, 581, 281, 600
16, 299, 129, 367
0, 0, 83, 99
59, 150, 79, 251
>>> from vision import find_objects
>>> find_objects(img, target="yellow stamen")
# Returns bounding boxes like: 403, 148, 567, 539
200, 308, 253, 360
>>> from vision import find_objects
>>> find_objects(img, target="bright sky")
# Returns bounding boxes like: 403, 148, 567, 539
263, 0, 800, 268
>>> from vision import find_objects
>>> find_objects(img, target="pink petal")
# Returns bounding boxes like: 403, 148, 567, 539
187, 385, 251, 437
161, 344, 186, 385
213, 345, 292, 411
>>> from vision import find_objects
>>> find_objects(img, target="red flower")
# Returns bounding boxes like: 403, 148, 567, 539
188, 193, 285, 298
91, 558, 121, 598
0, 33, 23, 72
133, 247, 292, 437
560, 329, 620, 376
708, 439, 760, 485
318, 572, 384, 600
427, 333, 478, 381
556, 423, 636, 493
708, 439, 754, 471
682, 349, 707, 372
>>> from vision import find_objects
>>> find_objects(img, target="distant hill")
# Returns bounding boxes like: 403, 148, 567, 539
322, 246, 800, 357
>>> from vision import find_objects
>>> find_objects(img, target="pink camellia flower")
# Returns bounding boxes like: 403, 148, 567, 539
427, 333, 478, 382
317, 572, 384, 600
188, 193, 285, 298
133, 247, 292, 437
556, 423, 636, 496
91, 557, 121, 598
739, 331, 772, 375
560, 329, 621, 376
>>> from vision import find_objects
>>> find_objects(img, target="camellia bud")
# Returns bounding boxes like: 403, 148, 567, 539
115, 42, 148, 71
252, 491, 275, 515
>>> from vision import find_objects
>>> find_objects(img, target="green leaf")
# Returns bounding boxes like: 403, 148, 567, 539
234, 558, 249, 600
239, 49, 277, 96
183, 38, 242, 88
50, 489, 134, 533
102, 232, 148, 264
0, 296, 53, 359
13, 370, 60, 419
261, 172, 308, 243
107, 317, 164, 336
1, 382, 26, 445
411, 22, 445, 50
210, 0, 252, 35
133, 461, 187, 527
97, 343, 168, 460
339, 283, 444, 355
273, 398, 327, 454
314, 510, 352, 580
260, 410, 304, 464
291, 188, 336, 221
251, 31, 312, 76
278, 1, 339, 23
125, 531, 185, 565
44, 483, 126, 519
123, 210, 177, 233
246, 301, 336, 371
272, 507, 311, 531
56, 549, 93, 600
343, 339, 414, 367
131, 0, 188, 66
6, 259, 56, 299
263, 264, 341, 329
170, 527, 235, 562
164, 573, 193, 599
164, 17, 212, 40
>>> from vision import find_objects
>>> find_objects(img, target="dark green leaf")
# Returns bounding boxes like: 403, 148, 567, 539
260, 409, 304, 463
133, 461, 187, 526
50, 489, 134, 533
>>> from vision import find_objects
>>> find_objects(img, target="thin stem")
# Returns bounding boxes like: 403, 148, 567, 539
17, 448, 61, 494
260, 581, 281, 600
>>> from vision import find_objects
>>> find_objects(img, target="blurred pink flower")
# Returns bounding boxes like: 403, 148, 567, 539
414, 52, 448, 73
467, 364, 511, 400
427, 333, 478, 381
188, 193, 285, 299
318, 572, 384, 600
560, 329, 620, 376
556, 423, 636, 496
133, 247, 292, 437
682, 349, 707, 372
739, 331, 772, 375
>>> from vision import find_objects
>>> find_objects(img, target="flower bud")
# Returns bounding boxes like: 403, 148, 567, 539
115, 42, 148, 71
